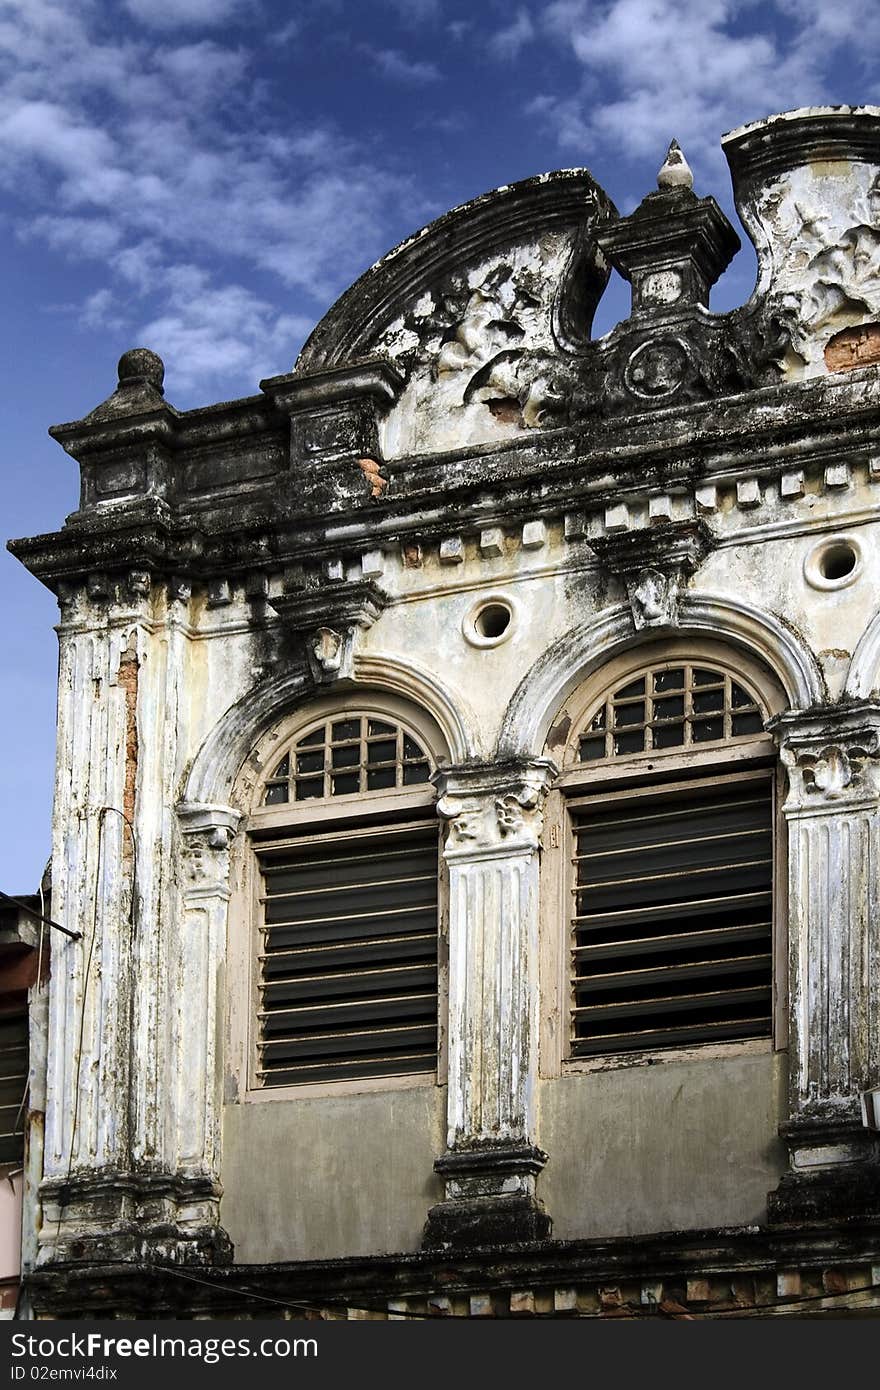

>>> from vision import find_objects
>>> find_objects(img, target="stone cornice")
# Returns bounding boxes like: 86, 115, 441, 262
10, 365, 880, 591
268, 577, 387, 634
26, 1217, 880, 1317
588, 517, 711, 573
176, 802, 242, 849
723, 106, 880, 184
260, 358, 405, 413
49, 393, 278, 462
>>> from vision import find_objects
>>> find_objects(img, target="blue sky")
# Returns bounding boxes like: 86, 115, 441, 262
2, 0, 878, 889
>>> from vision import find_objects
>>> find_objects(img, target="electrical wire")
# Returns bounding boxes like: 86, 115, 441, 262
0, 889, 80, 942
144, 1263, 444, 1319
656, 1277, 880, 1318
36, 875, 47, 986
27, 1262, 878, 1323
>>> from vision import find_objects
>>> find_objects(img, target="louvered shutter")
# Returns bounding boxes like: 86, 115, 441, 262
0, 1007, 27, 1164
571, 774, 773, 1057
257, 821, 439, 1086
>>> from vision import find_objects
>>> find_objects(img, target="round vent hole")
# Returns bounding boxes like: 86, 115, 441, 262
475, 603, 511, 639
804, 535, 862, 591
819, 543, 857, 582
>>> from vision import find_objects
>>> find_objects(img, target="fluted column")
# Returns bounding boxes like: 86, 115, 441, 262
38, 582, 142, 1264
37, 578, 236, 1268
423, 759, 556, 1248
172, 805, 240, 1186
769, 703, 880, 1220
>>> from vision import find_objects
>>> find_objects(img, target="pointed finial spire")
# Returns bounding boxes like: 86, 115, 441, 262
657, 139, 694, 191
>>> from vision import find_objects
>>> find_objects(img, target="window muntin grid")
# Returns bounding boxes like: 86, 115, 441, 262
574, 665, 765, 763
262, 715, 432, 805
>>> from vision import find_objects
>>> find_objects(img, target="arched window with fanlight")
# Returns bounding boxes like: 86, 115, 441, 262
242, 696, 446, 1095
542, 641, 787, 1069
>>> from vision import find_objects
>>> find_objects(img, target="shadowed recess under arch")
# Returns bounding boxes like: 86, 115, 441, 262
497, 592, 825, 759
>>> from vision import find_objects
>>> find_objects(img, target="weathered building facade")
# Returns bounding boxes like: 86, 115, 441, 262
9, 106, 880, 1318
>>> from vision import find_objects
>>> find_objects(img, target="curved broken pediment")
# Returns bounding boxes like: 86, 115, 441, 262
295, 170, 617, 459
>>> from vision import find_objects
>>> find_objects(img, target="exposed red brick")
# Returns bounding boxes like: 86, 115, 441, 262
822, 1269, 848, 1295
825, 322, 880, 371
357, 457, 388, 499
117, 640, 139, 863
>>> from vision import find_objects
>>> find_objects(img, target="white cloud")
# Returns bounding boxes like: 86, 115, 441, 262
535, 0, 880, 178
122, 0, 251, 30
0, 1, 428, 400
135, 269, 314, 394
155, 40, 249, 92
0, 100, 117, 179
111, 239, 165, 293
489, 7, 535, 61
25, 213, 122, 258
81, 286, 126, 332
366, 46, 442, 84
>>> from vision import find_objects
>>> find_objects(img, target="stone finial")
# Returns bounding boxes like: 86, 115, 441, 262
117, 347, 165, 395
657, 140, 694, 191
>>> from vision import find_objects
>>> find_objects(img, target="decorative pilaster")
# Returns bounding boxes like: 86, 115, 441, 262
423, 759, 557, 1248
768, 702, 880, 1221
160, 802, 241, 1258
37, 580, 235, 1270
38, 589, 142, 1266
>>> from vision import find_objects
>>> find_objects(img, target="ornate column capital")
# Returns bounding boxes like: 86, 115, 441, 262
772, 701, 880, 809
432, 758, 558, 857
176, 802, 242, 901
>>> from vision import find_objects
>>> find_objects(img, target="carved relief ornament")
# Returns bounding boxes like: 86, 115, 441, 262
588, 519, 713, 633
269, 577, 388, 687
177, 803, 242, 893
434, 760, 558, 856
774, 705, 880, 808
626, 567, 680, 630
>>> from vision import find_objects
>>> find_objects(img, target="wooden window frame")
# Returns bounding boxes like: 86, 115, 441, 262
227, 694, 449, 1104
0, 997, 28, 1168
539, 642, 789, 1078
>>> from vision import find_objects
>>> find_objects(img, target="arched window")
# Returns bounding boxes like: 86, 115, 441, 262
261, 713, 431, 804
543, 642, 786, 1068
241, 696, 445, 1094
574, 662, 765, 762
